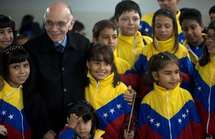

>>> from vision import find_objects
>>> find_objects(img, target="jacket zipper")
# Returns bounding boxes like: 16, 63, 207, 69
19, 110, 25, 139
206, 71, 214, 135
206, 86, 212, 134
166, 92, 173, 139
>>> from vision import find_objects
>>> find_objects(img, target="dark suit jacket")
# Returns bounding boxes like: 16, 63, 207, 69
24, 32, 90, 138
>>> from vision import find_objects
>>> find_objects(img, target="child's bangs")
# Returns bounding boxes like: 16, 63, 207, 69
91, 52, 113, 65
8, 49, 30, 64
82, 113, 93, 122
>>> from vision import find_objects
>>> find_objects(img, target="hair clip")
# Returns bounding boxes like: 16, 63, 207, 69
2, 45, 24, 55
160, 55, 165, 59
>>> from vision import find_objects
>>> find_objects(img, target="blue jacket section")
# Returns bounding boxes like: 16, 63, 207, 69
58, 127, 77, 139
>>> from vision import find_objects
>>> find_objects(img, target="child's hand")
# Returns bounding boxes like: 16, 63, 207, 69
123, 86, 136, 104
0, 125, 7, 136
43, 130, 56, 139
67, 113, 81, 129
124, 129, 134, 139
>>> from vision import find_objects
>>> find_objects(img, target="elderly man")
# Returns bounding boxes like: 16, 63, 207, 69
24, 1, 90, 139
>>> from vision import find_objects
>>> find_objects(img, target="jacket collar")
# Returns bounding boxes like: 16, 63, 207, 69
39, 32, 78, 52
153, 83, 180, 97
154, 37, 176, 53
87, 72, 114, 87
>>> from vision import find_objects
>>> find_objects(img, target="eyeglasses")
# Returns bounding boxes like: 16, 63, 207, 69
44, 20, 71, 29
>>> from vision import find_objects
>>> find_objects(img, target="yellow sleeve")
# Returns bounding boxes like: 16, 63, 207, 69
142, 35, 153, 45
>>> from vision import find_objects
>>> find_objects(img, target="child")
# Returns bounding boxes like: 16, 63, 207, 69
85, 44, 135, 139
191, 21, 215, 138
0, 15, 15, 50
0, 15, 15, 51
0, 15, 16, 75
114, 0, 148, 67
92, 19, 131, 74
179, 8, 206, 60
209, 5, 215, 22
0, 45, 31, 138
58, 101, 104, 139
140, 0, 185, 43
71, 20, 86, 36
135, 9, 193, 94
137, 52, 202, 139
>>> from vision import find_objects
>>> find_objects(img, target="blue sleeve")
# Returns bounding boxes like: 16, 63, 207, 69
178, 32, 186, 44
58, 127, 77, 139
134, 54, 149, 74
179, 57, 195, 91
179, 57, 194, 76
139, 21, 153, 36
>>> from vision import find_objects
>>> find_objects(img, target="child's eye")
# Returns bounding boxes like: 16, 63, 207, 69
132, 17, 140, 22
165, 24, 172, 29
175, 70, 180, 74
121, 17, 129, 22
93, 62, 101, 65
102, 36, 110, 39
155, 24, 162, 28
163, 71, 171, 75
12, 65, 19, 69
8, 30, 13, 33
104, 63, 110, 66
23, 63, 29, 68
113, 35, 118, 39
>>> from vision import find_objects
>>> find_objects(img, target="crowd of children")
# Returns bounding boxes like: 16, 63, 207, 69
0, 0, 215, 139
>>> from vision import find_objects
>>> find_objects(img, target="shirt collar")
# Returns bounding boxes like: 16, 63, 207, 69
55, 35, 67, 48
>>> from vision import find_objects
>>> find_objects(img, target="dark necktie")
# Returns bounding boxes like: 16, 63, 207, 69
55, 43, 64, 53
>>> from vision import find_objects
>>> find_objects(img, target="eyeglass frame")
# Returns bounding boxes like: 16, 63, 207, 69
44, 19, 74, 29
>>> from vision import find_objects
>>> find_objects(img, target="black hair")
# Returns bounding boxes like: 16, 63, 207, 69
114, 0, 141, 20
19, 14, 42, 38
0, 14, 16, 40
199, 21, 215, 66
0, 15, 15, 31
86, 44, 120, 87
208, 20, 215, 31
148, 52, 179, 81
209, 5, 215, 15
179, 8, 203, 26
20, 14, 34, 27
152, 9, 179, 53
1, 45, 30, 81
92, 19, 117, 39
66, 101, 96, 139
71, 20, 85, 33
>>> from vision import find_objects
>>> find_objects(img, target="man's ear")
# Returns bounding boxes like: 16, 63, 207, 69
67, 117, 70, 123
68, 16, 74, 31
68, 20, 74, 31
152, 71, 158, 81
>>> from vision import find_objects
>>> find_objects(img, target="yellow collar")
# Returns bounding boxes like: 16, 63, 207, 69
154, 37, 176, 53
87, 72, 114, 87
153, 83, 180, 96
118, 31, 143, 46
